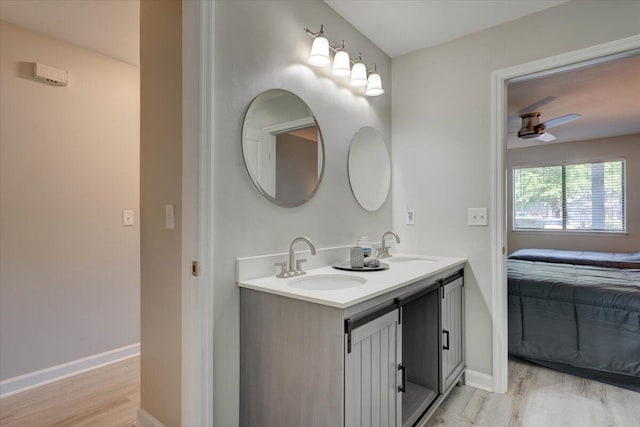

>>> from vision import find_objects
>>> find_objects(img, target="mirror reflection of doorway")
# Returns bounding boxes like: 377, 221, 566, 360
275, 125, 319, 205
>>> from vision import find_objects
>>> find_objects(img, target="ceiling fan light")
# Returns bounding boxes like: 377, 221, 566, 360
332, 50, 351, 76
350, 62, 368, 87
309, 36, 330, 67
365, 73, 384, 96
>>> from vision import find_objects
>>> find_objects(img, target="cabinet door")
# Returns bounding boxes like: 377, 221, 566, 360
345, 309, 402, 427
441, 277, 464, 391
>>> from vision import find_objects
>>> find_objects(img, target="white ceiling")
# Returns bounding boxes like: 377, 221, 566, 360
324, 0, 567, 58
0, 0, 139, 66
507, 53, 640, 149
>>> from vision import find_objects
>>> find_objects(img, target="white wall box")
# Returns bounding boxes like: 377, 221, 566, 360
240, 267, 465, 427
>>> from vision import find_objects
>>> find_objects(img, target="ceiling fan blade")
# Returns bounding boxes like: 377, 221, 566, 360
518, 96, 557, 116
543, 113, 582, 129
537, 132, 556, 142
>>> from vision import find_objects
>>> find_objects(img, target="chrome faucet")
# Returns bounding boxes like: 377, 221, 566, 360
377, 231, 400, 258
275, 236, 317, 278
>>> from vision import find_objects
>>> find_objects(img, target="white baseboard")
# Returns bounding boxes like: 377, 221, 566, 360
135, 408, 166, 427
0, 343, 140, 398
465, 369, 494, 392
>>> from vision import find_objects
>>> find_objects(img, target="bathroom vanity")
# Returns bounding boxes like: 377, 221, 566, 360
238, 252, 466, 427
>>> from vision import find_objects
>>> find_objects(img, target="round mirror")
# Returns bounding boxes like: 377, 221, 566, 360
348, 126, 390, 211
242, 89, 325, 207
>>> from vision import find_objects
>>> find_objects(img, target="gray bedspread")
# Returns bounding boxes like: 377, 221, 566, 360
508, 259, 640, 388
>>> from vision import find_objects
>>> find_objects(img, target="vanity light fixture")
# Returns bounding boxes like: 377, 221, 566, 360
365, 65, 384, 97
307, 25, 330, 67
304, 24, 384, 97
332, 42, 351, 76
350, 54, 368, 87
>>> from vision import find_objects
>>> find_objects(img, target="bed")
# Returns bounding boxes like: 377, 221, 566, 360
508, 249, 640, 391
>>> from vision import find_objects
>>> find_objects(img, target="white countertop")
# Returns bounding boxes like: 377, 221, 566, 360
237, 254, 466, 308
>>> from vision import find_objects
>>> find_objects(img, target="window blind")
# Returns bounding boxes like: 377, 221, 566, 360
513, 160, 625, 232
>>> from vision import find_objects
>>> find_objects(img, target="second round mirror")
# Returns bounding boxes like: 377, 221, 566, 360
348, 126, 390, 211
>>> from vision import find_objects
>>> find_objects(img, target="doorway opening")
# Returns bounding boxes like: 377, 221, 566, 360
490, 35, 640, 394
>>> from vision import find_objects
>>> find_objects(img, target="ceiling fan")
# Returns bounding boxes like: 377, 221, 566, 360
516, 111, 582, 142
508, 96, 582, 143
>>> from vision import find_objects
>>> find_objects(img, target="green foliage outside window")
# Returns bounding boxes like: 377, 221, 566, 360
513, 160, 625, 232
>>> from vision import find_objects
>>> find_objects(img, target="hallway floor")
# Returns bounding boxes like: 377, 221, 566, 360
426, 357, 640, 427
0, 356, 139, 427
2, 354, 638, 426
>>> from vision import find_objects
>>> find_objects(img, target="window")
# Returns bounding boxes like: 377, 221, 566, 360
513, 160, 625, 232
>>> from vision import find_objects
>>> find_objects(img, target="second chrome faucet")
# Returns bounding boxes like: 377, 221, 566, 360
275, 236, 317, 278
377, 231, 400, 258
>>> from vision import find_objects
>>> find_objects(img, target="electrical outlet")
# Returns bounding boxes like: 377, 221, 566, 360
406, 207, 416, 225
468, 208, 488, 226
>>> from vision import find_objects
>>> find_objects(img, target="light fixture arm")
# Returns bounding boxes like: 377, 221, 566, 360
304, 24, 324, 38
367, 64, 378, 75
329, 40, 346, 54
350, 53, 363, 66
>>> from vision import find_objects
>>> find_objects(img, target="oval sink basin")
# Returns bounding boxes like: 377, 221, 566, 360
388, 256, 437, 264
288, 274, 366, 291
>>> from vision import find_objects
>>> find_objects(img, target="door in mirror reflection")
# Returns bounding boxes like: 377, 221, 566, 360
242, 89, 325, 207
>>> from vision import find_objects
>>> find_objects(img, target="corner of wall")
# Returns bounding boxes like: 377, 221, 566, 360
135, 408, 166, 427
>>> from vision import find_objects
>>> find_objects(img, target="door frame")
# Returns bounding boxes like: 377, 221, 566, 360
490, 34, 640, 394
182, 0, 215, 425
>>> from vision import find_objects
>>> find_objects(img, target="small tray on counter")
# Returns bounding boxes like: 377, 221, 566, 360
332, 261, 389, 272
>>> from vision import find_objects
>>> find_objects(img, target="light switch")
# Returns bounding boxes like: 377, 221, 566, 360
406, 207, 416, 225
468, 208, 488, 226
122, 210, 134, 226
165, 204, 175, 229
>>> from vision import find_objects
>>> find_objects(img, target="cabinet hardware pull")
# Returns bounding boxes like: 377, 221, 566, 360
443, 329, 450, 350
398, 364, 407, 393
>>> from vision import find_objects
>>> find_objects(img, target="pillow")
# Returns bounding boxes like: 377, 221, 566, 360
508, 249, 640, 269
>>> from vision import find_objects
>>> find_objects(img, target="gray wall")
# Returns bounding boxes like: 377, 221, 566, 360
392, 0, 640, 378
213, 1, 391, 425
0, 21, 140, 380
508, 133, 640, 253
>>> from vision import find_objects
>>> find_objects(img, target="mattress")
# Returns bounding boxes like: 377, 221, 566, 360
507, 256, 640, 390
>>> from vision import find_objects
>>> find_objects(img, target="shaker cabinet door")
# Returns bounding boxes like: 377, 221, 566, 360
441, 277, 464, 391
345, 309, 402, 427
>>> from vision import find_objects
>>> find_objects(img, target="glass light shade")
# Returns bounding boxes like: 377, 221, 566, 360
332, 50, 351, 76
309, 36, 330, 67
350, 62, 368, 87
365, 73, 384, 96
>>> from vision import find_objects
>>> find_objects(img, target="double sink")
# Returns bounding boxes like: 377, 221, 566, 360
288, 256, 437, 291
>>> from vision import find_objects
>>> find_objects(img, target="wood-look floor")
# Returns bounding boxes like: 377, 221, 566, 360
426, 357, 640, 427
2, 354, 638, 427
0, 356, 139, 427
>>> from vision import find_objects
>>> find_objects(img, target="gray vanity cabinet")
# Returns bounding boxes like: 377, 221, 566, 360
344, 309, 402, 427
240, 267, 465, 427
441, 275, 465, 392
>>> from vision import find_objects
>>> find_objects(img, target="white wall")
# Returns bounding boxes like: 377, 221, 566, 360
507, 133, 640, 253
392, 0, 640, 378
213, 1, 391, 425
0, 21, 140, 380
